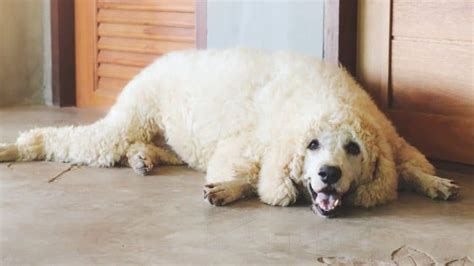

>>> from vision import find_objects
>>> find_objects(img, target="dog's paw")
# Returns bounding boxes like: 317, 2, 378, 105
425, 176, 459, 200
203, 183, 237, 206
129, 151, 153, 176
0, 143, 18, 162
258, 178, 298, 207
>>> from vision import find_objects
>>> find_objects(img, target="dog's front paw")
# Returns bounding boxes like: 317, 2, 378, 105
203, 183, 236, 206
425, 176, 459, 200
129, 152, 153, 176
258, 178, 298, 207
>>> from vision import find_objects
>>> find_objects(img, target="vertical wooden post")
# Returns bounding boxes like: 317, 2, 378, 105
51, 0, 76, 106
324, 0, 358, 76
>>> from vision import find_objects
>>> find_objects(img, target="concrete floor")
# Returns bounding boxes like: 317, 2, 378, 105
0, 106, 473, 265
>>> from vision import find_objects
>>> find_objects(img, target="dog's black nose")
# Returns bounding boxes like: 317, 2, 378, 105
318, 166, 342, 184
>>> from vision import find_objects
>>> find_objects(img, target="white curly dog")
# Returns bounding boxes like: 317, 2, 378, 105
0, 48, 459, 217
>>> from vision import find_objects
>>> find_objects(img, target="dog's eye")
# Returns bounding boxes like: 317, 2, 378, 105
345, 141, 360, 155
307, 139, 320, 150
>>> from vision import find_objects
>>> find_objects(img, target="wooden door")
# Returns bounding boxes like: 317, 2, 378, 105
357, 0, 473, 165
75, 0, 204, 107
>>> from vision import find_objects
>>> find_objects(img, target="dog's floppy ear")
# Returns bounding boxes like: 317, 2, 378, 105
350, 119, 398, 207
371, 136, 397, 184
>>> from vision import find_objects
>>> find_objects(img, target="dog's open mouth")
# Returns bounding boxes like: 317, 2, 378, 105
308, 182, 342, 218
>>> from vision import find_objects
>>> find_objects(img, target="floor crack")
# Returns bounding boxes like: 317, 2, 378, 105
48, 164, 78, 183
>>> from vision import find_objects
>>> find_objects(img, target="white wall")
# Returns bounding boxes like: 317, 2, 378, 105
0, 0, 52, 107
207, 0, 324, 58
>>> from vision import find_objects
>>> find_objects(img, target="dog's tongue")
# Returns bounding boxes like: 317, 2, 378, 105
315, 192, 341, 211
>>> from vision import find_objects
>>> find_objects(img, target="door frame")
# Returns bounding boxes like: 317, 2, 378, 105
324, 0, 358, 77
51, 0, 76, 106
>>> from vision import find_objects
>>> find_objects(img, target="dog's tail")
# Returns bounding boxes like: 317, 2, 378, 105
0, 115, 132, 167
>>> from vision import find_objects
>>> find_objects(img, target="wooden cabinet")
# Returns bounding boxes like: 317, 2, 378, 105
357, 0, 473, 164
75, 0, 203, 107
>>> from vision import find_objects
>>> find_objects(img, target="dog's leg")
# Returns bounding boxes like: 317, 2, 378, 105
257, 143, 299, 207
395, 139, 459, 200
203, 179, 254, 206
402, 169, 459, 200
203, 136, 259, 206
125, 142, 183, 176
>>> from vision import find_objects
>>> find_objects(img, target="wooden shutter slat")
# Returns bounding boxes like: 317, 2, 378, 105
97, 0, 195, 13
98, 37, 194, 54
98, 50, 159, 67
98, 23, 195, 42
98, 77, 130, 92
98, 63, 142, 80
97, 9, 195, 28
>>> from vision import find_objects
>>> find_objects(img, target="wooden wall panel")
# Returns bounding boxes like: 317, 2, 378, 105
391, 40, 474, 118
357, 0, 474, 164
392, 0, 472, 42
356, 0, 391, 107
389, 110, 474, 164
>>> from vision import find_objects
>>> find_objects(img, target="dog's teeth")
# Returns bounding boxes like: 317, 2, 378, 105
334, 199, 340, 206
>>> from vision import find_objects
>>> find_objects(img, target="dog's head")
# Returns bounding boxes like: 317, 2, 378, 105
289, 108, 386, 217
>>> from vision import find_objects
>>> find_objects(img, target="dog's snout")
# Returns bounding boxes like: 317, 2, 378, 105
318, 165, 342, 185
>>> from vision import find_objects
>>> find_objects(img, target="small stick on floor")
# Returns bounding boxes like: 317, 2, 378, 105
7, 162, 15, 168
48, 165, 77, 183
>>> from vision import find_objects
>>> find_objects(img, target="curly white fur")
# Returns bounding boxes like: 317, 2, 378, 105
0, 48, 459, 212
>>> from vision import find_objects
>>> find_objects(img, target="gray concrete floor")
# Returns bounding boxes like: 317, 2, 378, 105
0, 106, 473, 265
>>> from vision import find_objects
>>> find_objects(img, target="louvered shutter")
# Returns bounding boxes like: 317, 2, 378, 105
76, 0, 198, 107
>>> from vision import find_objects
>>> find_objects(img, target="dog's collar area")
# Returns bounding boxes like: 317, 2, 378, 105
308, 181, 341, 218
